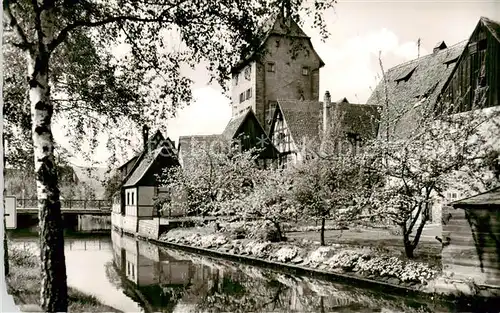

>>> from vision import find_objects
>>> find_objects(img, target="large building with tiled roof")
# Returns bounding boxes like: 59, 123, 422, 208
178, 109, 278, 169
366, 40, 467, 139
269, 94, 380, 165
230, 12, 325, 131
366, 16, 500, 225
367, 16, 500, 140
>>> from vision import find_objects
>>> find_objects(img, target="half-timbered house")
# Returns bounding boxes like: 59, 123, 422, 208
112, 127, 179, 239
269, 92, 380, 167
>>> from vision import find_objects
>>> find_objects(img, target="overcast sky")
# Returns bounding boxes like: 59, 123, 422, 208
61, 0, 500, 166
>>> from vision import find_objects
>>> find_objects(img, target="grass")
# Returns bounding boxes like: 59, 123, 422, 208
5, 245, 121, 313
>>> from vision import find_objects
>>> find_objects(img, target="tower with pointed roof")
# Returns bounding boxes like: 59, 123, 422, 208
230, 12, 325, 131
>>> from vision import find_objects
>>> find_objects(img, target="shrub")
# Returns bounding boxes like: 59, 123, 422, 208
229, 227, 247, 239
9, 246, 38, 268
327, 250, 363, 271
247, 221, 284, 242
273, 246, 299, 263
305, 246, 337, 266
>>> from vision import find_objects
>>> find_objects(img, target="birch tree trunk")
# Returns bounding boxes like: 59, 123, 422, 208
27, 32, 68, 311
3, 217, 9, 276
3, 135, 9, 276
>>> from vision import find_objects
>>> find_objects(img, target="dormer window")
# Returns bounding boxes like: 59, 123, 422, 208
443, 56, 459, 67
302, 66, 309, 76
395, 66, 417, 84
267, 62, 276, 72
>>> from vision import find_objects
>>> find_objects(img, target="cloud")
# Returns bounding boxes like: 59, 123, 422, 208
315, 28, 426, 103
59, 28, 426, 166
166, 86, 231, 143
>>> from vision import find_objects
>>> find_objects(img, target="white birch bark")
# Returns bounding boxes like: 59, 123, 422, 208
26, 9, 68, 311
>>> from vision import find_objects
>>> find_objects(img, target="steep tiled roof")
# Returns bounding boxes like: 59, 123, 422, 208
277, 100, 322, 146
481, 16, 500, 43
366, 40, 467, 138
452, 186, 500, 207
178, 135, 227, 168
276, 100, 381, 147
327, 103, 381, 141
123, 145, 177, 187
221, 112, 248, 141
232, 14, 324, 73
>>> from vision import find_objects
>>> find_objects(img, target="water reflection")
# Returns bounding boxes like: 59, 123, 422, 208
9, 234, 142, 312
110, 231, 442, 313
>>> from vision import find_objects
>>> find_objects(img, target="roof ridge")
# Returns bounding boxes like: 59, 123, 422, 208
451, 185, 500, 206
387, 39, 468, 73
480, 16, 500, 25
480, 16, 500, 43
180, 134, 221, 139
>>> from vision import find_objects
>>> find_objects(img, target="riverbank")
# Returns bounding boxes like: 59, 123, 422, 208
153, 223, 498, 299
6, 245, 121, 312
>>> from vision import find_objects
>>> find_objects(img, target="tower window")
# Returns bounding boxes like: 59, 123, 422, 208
246, 88, 252, 99
244, 66, 251, 80
302, 66, 309, 76
239, 92, 245, 103
267, 62, 276, 72
235, 73, 239, 85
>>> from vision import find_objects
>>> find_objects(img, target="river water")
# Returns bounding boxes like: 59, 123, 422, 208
9, 231, 471, 313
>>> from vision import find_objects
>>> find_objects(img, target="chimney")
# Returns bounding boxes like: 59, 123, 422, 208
142, 125, 149, 152
323, 91, 331, 135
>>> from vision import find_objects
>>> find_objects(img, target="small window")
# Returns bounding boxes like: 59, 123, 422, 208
275, 40, 280, 47
126, 192, 130, 205
443, 56, 459, 67
234, 74, 239, 86
246, 88, 252, 99
239, 92, 245, 103
478, 39, 487, 51
244, 66, 251, 80
267, 62, 275, 72
277, 132, 286, 144
395, 66, 417, 84
302, 66, 309, 76
131, 191, 134, 205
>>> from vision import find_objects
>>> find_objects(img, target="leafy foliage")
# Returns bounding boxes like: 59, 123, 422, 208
359, 104, 500, 257
3, 0, 336, 167
4, 1, 336, 311
240, 168, 297, 241
157, 142, 259, 216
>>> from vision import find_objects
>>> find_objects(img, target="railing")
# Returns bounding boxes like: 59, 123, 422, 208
17, 199, 112, 211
